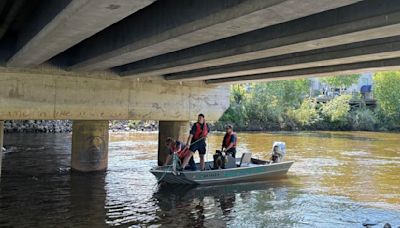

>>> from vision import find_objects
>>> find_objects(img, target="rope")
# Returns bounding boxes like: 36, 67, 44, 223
189, 136, 206, 147
156, 152, 181, 186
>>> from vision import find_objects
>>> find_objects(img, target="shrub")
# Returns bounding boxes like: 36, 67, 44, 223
348, 108, 377, 131
287, 99, 320, 128
321, 95, 352, 129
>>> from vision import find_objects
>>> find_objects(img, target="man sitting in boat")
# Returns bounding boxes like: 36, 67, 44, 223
221, 124, 237, 158
182, 113, 210, 171
164, 137, 196, 171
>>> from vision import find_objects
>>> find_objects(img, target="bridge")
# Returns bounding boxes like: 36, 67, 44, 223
0, 0, 399, 174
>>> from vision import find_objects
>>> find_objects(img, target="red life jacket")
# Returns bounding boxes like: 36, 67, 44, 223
170, 141, 190, 160
177, 148, 191, 160
193, 122, 208, 141
223, 132, 237, 148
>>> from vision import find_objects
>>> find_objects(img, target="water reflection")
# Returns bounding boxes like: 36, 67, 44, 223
153, 179, 299, 227
70, 172, 107, 227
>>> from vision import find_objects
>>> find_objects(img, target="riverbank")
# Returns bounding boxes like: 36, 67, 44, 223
3, 120, 399, 134
3, 120, 158, 133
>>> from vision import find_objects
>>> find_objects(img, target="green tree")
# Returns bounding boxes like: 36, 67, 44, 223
373, 71, 400, 119
321, 95, 351, 128
319, 74, 361, 88
287, 99, 320, 127
230, 84, 247, 104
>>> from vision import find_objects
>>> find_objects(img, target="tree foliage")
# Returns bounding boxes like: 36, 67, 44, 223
321, 95, 351, 123
216, 72, 400, 131
319, 74, 361, 88
373, 71, 400, 120
287, 99, 320, 127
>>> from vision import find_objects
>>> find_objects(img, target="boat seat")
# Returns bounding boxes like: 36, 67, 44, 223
238, 152, 252, 167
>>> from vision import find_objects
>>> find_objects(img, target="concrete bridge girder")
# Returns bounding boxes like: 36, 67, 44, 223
116, 0, 400, 79
0, 70, 229, 121
61, 0, 362, 71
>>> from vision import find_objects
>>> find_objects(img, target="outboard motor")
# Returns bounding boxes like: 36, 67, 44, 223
271, 142, 286, 163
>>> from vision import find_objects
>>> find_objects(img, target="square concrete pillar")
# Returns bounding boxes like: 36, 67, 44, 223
71, 120, 109, 172
0, 120, 3, 178
158, 121, 189, 166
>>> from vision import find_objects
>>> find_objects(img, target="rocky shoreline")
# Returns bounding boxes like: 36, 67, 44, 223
3, 120, 158, 133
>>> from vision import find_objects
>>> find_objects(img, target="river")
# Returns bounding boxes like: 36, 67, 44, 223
0, 131, 399, 227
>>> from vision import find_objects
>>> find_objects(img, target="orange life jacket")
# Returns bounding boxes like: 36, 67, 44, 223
223, 132, 237, 148
193, 122, 208, 141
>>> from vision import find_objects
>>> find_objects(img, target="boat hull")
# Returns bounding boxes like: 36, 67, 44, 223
150, 161, 294, 185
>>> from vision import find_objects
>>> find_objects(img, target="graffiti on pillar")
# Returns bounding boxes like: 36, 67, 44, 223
85, 136, 106, 167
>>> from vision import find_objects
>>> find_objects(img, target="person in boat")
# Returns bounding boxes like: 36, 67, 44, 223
164, 137, 196, 171
182, 113, 210, 171
221, 124, 237, 158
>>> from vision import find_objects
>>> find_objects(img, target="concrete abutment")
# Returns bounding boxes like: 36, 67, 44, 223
0, 121, 3, 178
71, 120, 109, 172
158, 121, 189, 166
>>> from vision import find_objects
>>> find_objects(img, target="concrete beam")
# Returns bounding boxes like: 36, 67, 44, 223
0, 68, 229, 121
118, 0, 400, 78
63, 0, 361, 71
165, 36, 400, 81
0, 120, 3, 178
7, 0, 154, 67
205, 58, 400, 84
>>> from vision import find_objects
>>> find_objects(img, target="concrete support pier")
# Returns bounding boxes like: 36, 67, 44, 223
158, 121, 189, 166
0, 121, 3, 178
71, 120, 109, 172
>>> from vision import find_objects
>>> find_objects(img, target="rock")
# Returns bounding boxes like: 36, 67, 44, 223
383, 223, 391, 228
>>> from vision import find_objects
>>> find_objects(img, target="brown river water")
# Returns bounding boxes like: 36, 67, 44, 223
0, 131, 399, 227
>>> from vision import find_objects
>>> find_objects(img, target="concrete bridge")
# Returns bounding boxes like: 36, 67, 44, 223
1, 0, 399, 174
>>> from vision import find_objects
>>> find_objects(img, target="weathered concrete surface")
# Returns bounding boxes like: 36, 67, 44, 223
63, 0, 361, 71
166, 36, 400, 81
158, 121, 189, 166
118, 0, 400, 78
0, 69, 229, 121
71, 120, 109, 172
7, 0, 154, 67
0, 120, 3, 178
206, 57, 400, 84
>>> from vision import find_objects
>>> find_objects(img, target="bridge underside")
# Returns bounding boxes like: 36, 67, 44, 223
1, 0, 400, 86
1, 0, 400, 172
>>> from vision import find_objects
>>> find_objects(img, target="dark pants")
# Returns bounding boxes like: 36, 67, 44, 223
184, 156, 197, 171
189, 141, 206, 155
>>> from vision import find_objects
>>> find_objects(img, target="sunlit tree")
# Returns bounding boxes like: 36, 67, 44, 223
319, 74, 361, 88
373, 71, 400, 120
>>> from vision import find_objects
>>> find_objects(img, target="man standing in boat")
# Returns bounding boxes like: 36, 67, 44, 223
221, 124, 237, 158
182, 113, 210, 171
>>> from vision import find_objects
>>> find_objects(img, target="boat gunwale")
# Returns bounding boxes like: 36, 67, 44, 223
150, 160, 294, 174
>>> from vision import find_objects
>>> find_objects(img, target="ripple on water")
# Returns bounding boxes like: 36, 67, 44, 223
340, 150, 370, 157
1, 132, 400, 227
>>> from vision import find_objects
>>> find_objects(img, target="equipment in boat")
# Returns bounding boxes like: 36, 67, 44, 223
271, 141, 286, 163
